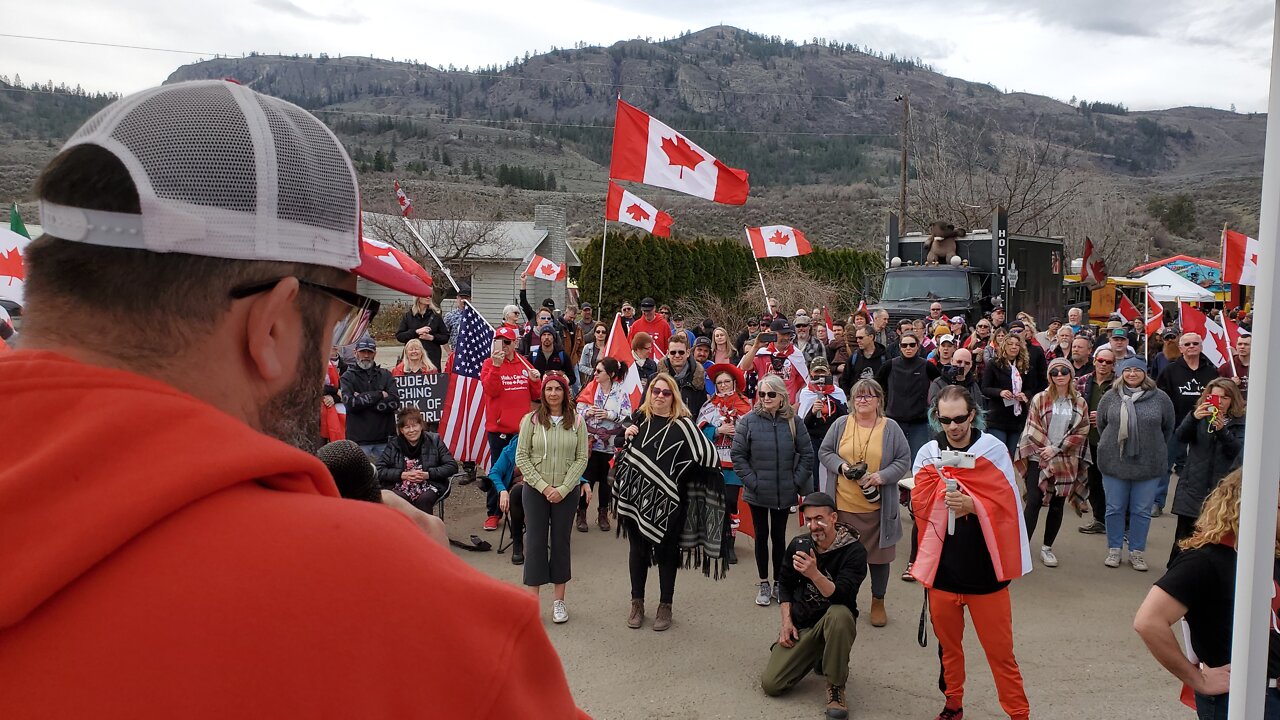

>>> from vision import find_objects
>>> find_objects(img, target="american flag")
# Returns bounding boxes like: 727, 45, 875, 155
439, 302, 494, 468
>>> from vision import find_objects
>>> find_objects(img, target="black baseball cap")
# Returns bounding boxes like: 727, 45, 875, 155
640, 297, 656, 308
799, 492, 837, 512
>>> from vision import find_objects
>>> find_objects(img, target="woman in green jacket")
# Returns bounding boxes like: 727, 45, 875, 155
515, 371, 590, 624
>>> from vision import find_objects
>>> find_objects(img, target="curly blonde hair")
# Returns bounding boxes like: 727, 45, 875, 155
1180, 469, 1280, 557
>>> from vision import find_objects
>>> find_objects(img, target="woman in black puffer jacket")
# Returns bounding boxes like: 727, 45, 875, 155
376, 407, 459, 515
1169, 378, 1245, 566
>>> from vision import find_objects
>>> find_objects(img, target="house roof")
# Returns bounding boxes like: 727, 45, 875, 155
1130, 254, 1220, 274
361, 211, 579, 266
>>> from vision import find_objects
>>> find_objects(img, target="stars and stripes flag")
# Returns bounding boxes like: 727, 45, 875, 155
438, 303, 495, 468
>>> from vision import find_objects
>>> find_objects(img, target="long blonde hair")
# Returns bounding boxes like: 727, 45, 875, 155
401, 339, 438, 373
637, 373, 691, 421
1180, 469, 1280, 557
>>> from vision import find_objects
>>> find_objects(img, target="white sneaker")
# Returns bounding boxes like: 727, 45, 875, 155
552, 599, 569, 623
1130, 551, 1149, 572
1040, 546, 1059, 568
1104, 548, 1121, 568
756, 581, 772, 606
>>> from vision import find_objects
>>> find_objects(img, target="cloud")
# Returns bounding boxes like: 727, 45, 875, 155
255, 0, 366, 24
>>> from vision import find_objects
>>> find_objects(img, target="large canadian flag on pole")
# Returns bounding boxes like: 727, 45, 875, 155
1080, 237, 1108, 289
525, 254, 567, 282
1180, 303, 1233, 372
747, 225, 812, 259
1223, 228, 1259, 285
609, 99, 749, 205
606, 181, 674, 237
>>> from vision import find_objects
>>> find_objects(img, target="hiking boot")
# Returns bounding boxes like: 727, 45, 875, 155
597, 507, 611, 532
935, 706, 964, 720
552, 599, 569, 624
726, 542, 738, 565
575, 508, 589, 533
901, 563, 916, 582
458, 462, 478, 486
755, 581, 772, 606
653, 602, 673, 631
824, 683, 848, 719
511, 538, 525, 566
1078, 520, 1106, 534
870, 597, 887, 627
1130, 550, 1149, 572
1040, 546, 1059, 568
483, 515, 499, 532
627, 599, 645, 629
1104, 548, 1122, 568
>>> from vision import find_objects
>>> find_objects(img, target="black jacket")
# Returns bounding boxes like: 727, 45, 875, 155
340, 364, 400, 445
839, 343, 887, 395
777, 529, 868, 628
375, 432, 459, 489
1157, 358, 1222, 424
395, 308, 450, 368
875, 355, 939, 424
1024, 342, 1048, 399
980, 360, 1029, 433
658, 357, 708, 417
529, 346, 577, 386
1171, 413, 1245, 519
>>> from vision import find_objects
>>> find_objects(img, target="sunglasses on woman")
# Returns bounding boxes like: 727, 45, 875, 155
1048, 368, 1072, 377
758, 391, 782, 399
650, 388, 673, 398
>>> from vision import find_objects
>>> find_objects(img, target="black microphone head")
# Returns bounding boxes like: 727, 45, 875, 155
317, 440, 381, 503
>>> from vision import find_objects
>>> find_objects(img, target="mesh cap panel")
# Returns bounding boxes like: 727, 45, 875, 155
52, 80, 360, 269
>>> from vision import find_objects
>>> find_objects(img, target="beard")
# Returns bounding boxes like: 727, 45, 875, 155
259, 309, 327, 454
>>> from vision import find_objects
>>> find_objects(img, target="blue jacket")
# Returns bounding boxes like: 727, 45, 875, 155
487, 437, 589, 492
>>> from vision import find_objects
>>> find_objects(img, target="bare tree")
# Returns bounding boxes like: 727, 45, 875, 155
909, 111, 1086, 235
363, 190, 514, 286
1048, 193, 1154, 275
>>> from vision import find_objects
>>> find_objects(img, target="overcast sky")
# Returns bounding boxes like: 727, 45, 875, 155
2, 0, 1274, 112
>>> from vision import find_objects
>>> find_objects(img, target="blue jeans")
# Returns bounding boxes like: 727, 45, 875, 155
1103, 474, 1160, 551
1157, 441, 1188, 509
987, 427, 1021, 460
1196, 688, 1280, 719
899, 420, 932, 465
358, 443, 386, 463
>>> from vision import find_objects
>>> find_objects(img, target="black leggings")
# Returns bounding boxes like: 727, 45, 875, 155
578, 450, 613, 511
749, 503, 791, 581
626, 520, 679, 604
1023, 462, 1065, 547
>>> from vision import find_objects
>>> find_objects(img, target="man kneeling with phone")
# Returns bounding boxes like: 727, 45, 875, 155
761, 492, 868, 719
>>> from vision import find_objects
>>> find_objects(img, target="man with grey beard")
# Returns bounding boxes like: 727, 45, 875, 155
341, 336, 401, 460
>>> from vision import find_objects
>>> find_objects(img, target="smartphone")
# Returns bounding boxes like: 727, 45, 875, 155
1206, 394, 1221, 409
491, 338, 504, 356
757, 332, 778, 343
794, 536, 814, 556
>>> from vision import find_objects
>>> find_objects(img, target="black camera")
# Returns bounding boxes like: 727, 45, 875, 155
842, 462, 867, 481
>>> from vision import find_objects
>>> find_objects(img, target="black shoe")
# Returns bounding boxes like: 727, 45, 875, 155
511, 542, 525, 565
726, 544, 738, 565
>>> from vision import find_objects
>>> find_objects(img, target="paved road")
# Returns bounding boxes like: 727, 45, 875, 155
442, 480, 1189, 719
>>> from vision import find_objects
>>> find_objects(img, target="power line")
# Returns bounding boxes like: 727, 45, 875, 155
0, 33, 218, 56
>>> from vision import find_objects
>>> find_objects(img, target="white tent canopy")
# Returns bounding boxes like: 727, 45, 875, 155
1138, 266, 1216, 303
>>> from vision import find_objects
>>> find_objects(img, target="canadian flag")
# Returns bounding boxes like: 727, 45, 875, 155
1179, 303, 1233, 372
1222, 229, 1259, 285
1116, 292, 1141, 325
1080, 237, 1108, 289
856, 299, 870, 317
1145, 292, 1164, 337
604, 312, 645, 408
1221, 312, 1246, 347
360, 237, 433, 290
747, 225, 812, 259
0, 231, 27, 306
606, 181, 673, 237
823, 306, 835, 339
525, 254, 567, 282
609, 99, 749, 205
394, 181, 413, 218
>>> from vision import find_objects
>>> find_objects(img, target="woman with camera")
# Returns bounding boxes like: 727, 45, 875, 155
818, 378, 910, 627
733, 374, 816, 608
1013, 357, 1090, 569
1168, 378, 1245, 566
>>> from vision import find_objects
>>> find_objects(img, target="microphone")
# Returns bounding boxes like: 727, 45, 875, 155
317, 439, 381, 503
945, 478, 958, 535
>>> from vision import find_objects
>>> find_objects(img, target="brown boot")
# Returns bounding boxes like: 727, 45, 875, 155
627, 599, 644, 629
597, 507, 611, 532
575, 507, 589, 533
653, 602, 673, 632
825, 683, 848, 719
870, 597, 888, 627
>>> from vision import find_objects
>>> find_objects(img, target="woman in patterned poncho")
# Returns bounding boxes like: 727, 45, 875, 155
613, 373, 725, 632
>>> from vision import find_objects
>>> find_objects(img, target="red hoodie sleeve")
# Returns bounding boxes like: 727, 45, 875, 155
482, 610, 590, 719
480, 359, 503, 399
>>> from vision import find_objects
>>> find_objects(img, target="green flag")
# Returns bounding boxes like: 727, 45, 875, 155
9, 203, 30, 239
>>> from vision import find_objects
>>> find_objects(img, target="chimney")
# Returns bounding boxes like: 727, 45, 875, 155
533, 205, 568, 309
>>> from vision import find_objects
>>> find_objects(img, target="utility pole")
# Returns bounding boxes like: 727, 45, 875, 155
896, 93, 910, 233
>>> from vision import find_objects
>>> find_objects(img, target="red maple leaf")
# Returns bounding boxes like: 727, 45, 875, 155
660, 135, 705, 178
540, 261, 558, 276
767, 230, 792, 246
0, 248, 24, 283
625, 203, 651, 222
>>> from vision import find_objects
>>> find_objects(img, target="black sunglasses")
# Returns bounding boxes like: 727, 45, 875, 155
900, 342, 918, 348
936, 414, 970, 426
1049, 368, 1072, 377
230, 277, 378, 347
758, 391, 782, 399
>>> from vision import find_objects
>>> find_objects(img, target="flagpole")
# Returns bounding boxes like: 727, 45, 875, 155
1228, 4, 1280, 715
400, 216, 460, 293
746, 226, 770, 314
598, 216, 608, 309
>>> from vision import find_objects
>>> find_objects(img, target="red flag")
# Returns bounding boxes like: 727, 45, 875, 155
1179, 303, 1232, 371
1080, 237, 1108, 289
1116, 293, 1141, 325
1221, 313, 1244, 347
605, 181, 673, 237
609, 99, 749, 205
394, 180, 413, 218
358, 237, 433, 295
1145, 293, 1164, 337
823, 306, 835, 339
747, 225, 812, 259
603, 313, 645, 408
1222, 228, 1259, 285
525, 254, 567, 282
856, 299, 870, 317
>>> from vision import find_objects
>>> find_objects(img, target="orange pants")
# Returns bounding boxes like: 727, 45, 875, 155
929, 587, 1029, 720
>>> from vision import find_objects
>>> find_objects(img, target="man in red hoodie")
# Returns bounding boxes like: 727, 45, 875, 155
0, 80, 585, 719
629, 296, 672, 351
478, 324, 543, 530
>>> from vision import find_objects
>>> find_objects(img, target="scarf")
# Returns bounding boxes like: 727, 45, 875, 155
1118, 386, 1145, 459
1006, 364, 1024, 416
1015, 391, 1090, 510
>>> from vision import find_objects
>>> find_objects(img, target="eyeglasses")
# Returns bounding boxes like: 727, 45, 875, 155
1049, 368, 1072, 377
936, 414, 970, 426
977, 324, 991, 330
501, 338, 513, 345
595, 329, 607, 335
1182, 341, 1201, 347
715, 379, 735, 386
853, 395, 877, 403
594, 368, 607, 374
668, 349, 687, 356
900, 342, 918, 348
758, 391, 782, 399
650, 388, 673, 398
230, 276, 379, 347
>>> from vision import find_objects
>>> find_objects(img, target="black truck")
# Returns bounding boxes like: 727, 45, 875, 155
872, 207, 1066, 327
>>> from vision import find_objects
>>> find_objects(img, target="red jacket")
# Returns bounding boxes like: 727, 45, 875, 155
480, 354, 541, 434
0, 351, 584, 719
628, 314, 672, 351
